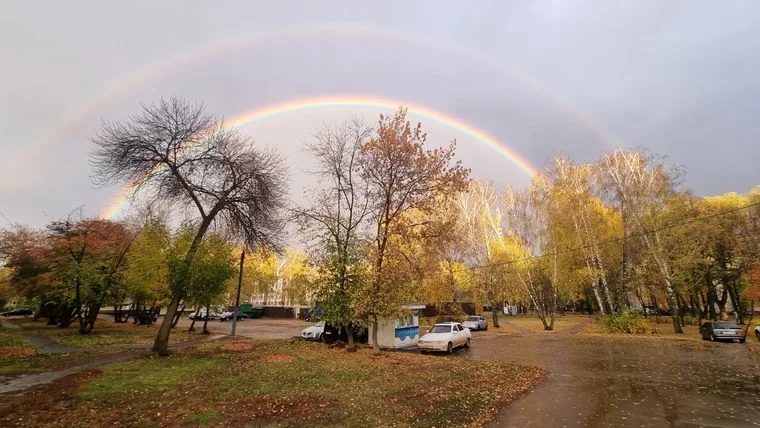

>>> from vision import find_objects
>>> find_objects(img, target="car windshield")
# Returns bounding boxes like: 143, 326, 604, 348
429, 325, 452, 333
714, 323, 740, 329
466, 317, 480, 321
314, 321, 325, 327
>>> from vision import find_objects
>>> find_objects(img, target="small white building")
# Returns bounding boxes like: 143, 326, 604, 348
369, 303, 426, 349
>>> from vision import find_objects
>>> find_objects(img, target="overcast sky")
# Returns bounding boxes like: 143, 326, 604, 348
1, 0, 759, 228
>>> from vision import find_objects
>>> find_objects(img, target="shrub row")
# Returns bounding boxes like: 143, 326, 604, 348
600, 313, 652, 334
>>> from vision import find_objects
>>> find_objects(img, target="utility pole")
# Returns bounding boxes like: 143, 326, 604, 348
231, 247, 245, 337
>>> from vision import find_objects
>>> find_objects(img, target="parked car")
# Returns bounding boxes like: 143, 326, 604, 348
754, 324, 760, 340
137, 309, 159, 324
301, 321, 326, 341
417, 322, 471, 354
322, 322, 369, 344
219, 310, 247, 321
189, 309, 221, 321
1, 308, 33, 317
700, 321, 746, 343
462, 315, 488, 331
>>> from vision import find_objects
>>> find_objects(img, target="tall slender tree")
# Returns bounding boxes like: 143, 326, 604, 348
358, 108, 469, 351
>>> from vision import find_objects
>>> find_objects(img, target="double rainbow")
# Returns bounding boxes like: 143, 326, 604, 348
100, 95, 537, 219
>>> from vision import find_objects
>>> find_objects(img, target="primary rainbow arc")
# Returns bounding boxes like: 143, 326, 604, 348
101, 95, 538, 219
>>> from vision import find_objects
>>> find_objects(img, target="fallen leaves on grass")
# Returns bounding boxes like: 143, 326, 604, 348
0, 346, 36, 358
1, 338, 546, 428
221, 341, 253, 352
264, 354, 295, 363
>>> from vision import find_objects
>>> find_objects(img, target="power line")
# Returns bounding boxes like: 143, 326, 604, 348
446, 199, 760, 275
0, 210, 14, 228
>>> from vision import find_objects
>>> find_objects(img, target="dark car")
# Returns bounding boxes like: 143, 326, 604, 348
323, 323, 368, 344
1, 308, 33, 317
700, 321, 746, 343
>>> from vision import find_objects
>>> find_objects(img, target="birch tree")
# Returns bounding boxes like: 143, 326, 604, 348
540, 156, 620, 314
501, 186, 559, 330
598, 149, 685, 333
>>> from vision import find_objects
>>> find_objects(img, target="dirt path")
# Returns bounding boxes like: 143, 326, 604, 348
462, 323, 760, 427
0, 351, 142, 395
1, 318, 76, 354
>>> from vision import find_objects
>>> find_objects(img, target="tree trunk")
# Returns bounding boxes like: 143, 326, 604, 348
548, 312, 555, 330
491, 304, 500, 328
664, 281, 683, 334
676, 293, 686, 327
59, 305, 76, 328
371, 317, 380, 352
151, 216, 214, 354
85, 301, 102, 333
75, 278, 85, 333
78, 307, 89, 334
725, 280, 743, 324
152, 297, 180, 355
171, 302, 184, 328
539, 312, 552, 331
114, 305, 122, 323
345, 323, 356, 352
717, 287, 729, 321
688, 292, 699, 317
188, 308, 200, 332
132, 302, 140, 325
591, 281, 607, 315
706, 276, 717, 320
202, 304, 210, 334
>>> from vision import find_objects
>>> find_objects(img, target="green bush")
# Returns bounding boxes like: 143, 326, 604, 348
601, 313, 652, 334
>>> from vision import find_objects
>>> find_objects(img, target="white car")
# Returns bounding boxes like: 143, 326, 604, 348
188, 309, 221, 320
301, 321, 326, 341
417, 322, 471, 354
462, 315, 488, 331
755, 324, 760, 340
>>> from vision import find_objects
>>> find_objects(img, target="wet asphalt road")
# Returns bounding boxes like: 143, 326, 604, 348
174, 316, 308, 339
458, 324, 760, 428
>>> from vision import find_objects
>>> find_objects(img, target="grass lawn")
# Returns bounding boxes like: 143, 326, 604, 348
579, 316, 760, 342
496, 314, 577, 333
0, 319, 197, 376
9, 319, 197, 347
0, 329, 38, 373
0, 338, 546, 427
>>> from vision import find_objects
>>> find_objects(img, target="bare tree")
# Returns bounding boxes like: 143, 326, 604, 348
91, 97, 287, 354
296, 118, 373, 352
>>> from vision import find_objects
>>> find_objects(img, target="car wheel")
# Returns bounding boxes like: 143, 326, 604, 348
465, 338, 471, 349
755, 330, 760, 340
739, 338, 746, 344
318, 333, 324, 342
447, 342, 453, 354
